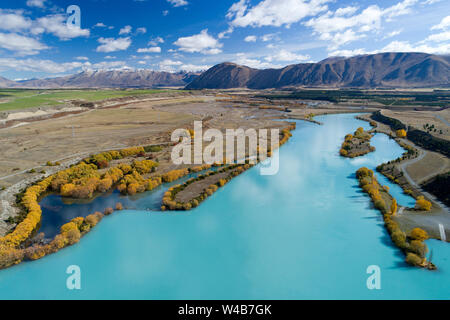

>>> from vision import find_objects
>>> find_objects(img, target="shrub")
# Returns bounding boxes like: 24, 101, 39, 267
410, 228, 429, 241
396, 129, 407, 138
391, 230, 407, 249
415, 196, 432, 211
409, 240, 428, 258
162, 168, 189, 183
356, 167, 373, 179
105, 207, 115, 215
405, 253, 424, 267
61, 222, 78, 234
85, 212, 103, 227
65, 229, 81, 245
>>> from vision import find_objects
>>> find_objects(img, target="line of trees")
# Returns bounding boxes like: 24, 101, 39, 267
356, 167, 434, 269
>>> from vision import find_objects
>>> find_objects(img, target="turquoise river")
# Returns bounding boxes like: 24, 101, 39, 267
0, 113, 448, 299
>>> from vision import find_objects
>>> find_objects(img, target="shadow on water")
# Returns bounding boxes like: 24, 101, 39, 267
37, 170, 210, 239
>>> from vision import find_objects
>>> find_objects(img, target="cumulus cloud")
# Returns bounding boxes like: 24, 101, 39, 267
136, 27, 147, 34
244, 35, 257, 42
304, 0, 418, 50
180, 64, 211, 72
137, 46, 161, 53
227, 0, 331, 28
0, 58, 85, 73
94, 22, 107, 28
119, 25, 132, 35
0, 32, 48, 55
96, 37, 132, 52
148, 36, 164, 46
233, 53, 282, 69
431, 15, 450, 30
425, 31, 450, 42
26, 0, 46, 8
167, 0, 188, 7
218, 27, 234, 39
174, 29, 223, 54
329, 40, 450, 57
32, 14, 90, 40
87, 61, 128, 71
0, 9, 32, 31
382, 40, 450, 54
159, 59, 183, 71
265, 49, 310, 62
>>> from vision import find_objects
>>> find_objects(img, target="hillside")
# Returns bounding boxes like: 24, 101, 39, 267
2, 70, 199, 89
186, 53, 450, 89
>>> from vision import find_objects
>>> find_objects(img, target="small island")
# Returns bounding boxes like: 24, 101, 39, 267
340, 127, 375, 158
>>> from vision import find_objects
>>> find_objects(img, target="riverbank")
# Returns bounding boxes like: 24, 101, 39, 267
357, 112, 449, 240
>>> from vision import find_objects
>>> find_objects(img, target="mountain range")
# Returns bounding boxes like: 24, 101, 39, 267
0, 53, 448, 90
2, 70, 199, 89
186, 52, 450, 89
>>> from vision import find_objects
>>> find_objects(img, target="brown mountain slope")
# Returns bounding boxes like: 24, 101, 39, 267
186, 52, 450, 89
2, 70, 199, 89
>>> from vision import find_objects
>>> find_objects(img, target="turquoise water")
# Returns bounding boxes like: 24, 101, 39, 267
0, 113, 448, 300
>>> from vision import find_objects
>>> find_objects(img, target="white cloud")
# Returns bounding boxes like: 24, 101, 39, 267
26, 0, 46, 8
0, 58, 85, 73
0, 9, 32, 31
163, 10, 169, 16
383, 29, 402, 39
119, 25, 132, 35
361, 41, 448, 55
234, 53, 283, 69
244, 35, 257, 42
0, 32, 48, 55
137, 27, 147, 34
321, 29, 366, 50
94, 22, 107, 28
87, 61, 128, 70
148, 37, 164, 46
32, 14, 90, 40
167, 0, 188, 7
265, 49, 310, 62
96, 37, 132, 52
227, 0, 331, 28
137, 46, 161, 53
431, 16, 450, 30
159, 59, 183, 71
174, 29, 223, 54
75, 56, 89, 61
218, 26, 234, 39
383, 0, 418, 21
261, 33, 279, 42
180, 64, 211, 72
304, 5, 383, 35
305, 0, 418, 50
335, 6, 358, 17
425, 31, 450, 42
328, 48, 370, 57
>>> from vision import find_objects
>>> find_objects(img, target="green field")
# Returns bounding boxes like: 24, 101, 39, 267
0, 89, 171, 112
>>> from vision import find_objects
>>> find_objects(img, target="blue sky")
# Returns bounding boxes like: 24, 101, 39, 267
0, 0, 449, 80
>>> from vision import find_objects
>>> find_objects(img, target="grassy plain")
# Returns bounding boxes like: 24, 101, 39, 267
0, 89, 170, 112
